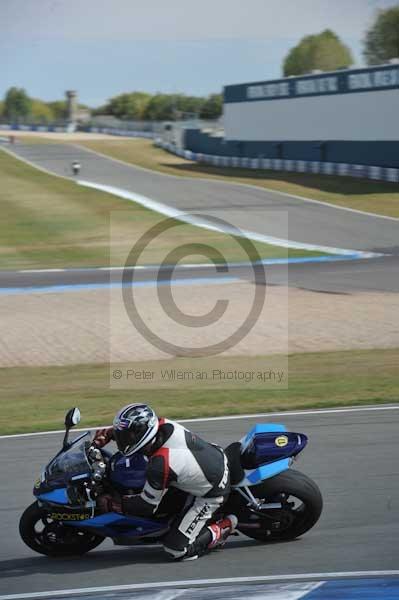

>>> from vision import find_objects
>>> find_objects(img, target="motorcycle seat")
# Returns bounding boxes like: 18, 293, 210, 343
224, 442, 245, 486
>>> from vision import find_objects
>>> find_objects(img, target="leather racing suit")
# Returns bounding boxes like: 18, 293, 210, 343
93, 418, 231, 559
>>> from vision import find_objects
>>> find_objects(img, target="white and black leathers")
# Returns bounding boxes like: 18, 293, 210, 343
96, 417, 231, 558
128, 418, 230, 515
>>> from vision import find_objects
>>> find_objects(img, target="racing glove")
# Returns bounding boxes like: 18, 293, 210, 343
92, 426, 114, 448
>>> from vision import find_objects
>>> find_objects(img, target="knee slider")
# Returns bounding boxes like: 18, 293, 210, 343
163, 544, 187, 560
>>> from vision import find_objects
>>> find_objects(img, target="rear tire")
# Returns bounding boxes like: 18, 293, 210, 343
19, 502, 105, 557
238, 469, 322, 542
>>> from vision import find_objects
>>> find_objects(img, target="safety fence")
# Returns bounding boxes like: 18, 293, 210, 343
156, 140, 399, 184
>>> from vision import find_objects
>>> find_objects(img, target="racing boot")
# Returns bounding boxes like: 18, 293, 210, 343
207, 514, 238, 550
180, 514, 238, 561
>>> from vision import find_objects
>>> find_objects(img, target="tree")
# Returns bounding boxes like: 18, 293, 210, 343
47, 100, 67, 121
102, 92, 151, 120
92, 91, 222, 121
283, 30, 353, 76
30, 99, 55, 123
199, 94, 222, 119
143, 94, 177, 120
4, 87, 32, 121
363, 6, 399, 65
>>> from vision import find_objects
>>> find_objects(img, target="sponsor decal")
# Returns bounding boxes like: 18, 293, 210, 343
185, 505, 210, 535
219, 453, 229, 490
275, 435, 289, 448
50, 512, 91, 521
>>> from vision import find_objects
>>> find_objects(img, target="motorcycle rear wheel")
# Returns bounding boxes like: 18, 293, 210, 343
19, 502, 105, 557
238, 469, 322, 542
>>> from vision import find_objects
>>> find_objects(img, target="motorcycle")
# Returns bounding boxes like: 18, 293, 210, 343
20, 408, 323, 557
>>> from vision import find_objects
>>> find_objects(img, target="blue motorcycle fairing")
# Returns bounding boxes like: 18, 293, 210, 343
37, 488, 169, 540
240, 423, 287, 451
240, 423, 307, 466
37, 488, 69, 504
234, 423, 307, 486
66, 511, 169, 539
243, 432, 307, 467
236, 457, 291, 487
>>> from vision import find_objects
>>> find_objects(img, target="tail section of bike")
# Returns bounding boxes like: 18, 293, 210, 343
224, 423, 322, 543
226, 423, 308, 487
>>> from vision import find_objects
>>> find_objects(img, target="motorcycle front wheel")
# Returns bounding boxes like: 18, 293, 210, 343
19, 502, 105, 557
238, 469, 323, 542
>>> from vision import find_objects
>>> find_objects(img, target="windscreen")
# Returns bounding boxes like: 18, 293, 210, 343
46, 432, 91, 480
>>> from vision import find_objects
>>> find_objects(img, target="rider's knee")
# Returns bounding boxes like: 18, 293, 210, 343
162, 529, 189, 560
163, 544, 187, 560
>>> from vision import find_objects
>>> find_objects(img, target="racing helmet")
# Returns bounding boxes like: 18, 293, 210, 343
113, 404, 159, 456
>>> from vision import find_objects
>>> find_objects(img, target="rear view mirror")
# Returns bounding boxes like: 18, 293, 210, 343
65, 407, 81, 429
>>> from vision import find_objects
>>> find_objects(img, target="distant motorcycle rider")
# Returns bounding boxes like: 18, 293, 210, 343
92, 403, 237, 560
71, 160, 81, 176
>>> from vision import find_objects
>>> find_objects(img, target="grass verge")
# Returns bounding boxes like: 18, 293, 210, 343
0, 349, 398, 435
0, 148, 323, 270
78, 138, 399, 219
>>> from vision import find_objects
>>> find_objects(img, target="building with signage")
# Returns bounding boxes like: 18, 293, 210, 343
184, 62, 399, 167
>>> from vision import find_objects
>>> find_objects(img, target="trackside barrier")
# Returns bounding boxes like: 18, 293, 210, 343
155, 139, 399, 184
0, 124, 67, 133
0, 124, 156, 139
85, 127, 155, 139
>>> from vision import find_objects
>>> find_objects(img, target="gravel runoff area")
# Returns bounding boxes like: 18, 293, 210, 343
1, 282, 398, 367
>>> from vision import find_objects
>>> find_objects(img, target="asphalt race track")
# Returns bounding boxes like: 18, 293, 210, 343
1, 141, 399, 294
1, 255, 399, 294
1, 143, 399, 596
4, 142, 399, 252
0, 408, 398, 596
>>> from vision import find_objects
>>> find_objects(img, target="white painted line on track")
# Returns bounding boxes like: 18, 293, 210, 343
1, 405, 397, 441
77, 179, 379, 258
19, 268, 66, 273
1, 571, 398, 600
0, 144, 387, 266
8, 253, 384, 277
75, 143, 399, 222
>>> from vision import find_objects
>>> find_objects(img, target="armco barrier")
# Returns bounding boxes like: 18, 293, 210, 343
155, 140, 399, 184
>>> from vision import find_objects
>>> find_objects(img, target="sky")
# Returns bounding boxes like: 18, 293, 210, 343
0, 0, 396, 107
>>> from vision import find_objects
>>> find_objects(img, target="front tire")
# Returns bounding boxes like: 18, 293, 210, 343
19, 502, 105, 557
238, 469, 323, 542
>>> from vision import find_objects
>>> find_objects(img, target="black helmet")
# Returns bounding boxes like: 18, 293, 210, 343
113, 404, 159, 456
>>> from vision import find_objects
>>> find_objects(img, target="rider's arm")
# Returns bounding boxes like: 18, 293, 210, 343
122, 450, 177, 516
92, 426, 114, 449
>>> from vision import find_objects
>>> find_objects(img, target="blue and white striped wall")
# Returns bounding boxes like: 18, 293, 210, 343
0, 124, 156, 139
156, 139, 399, 184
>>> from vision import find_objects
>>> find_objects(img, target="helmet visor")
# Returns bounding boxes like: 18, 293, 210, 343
114, 423, 147, 455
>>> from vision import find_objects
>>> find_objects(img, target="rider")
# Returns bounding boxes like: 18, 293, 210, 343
92, 403, 237, 561
71, 160, 81, 176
